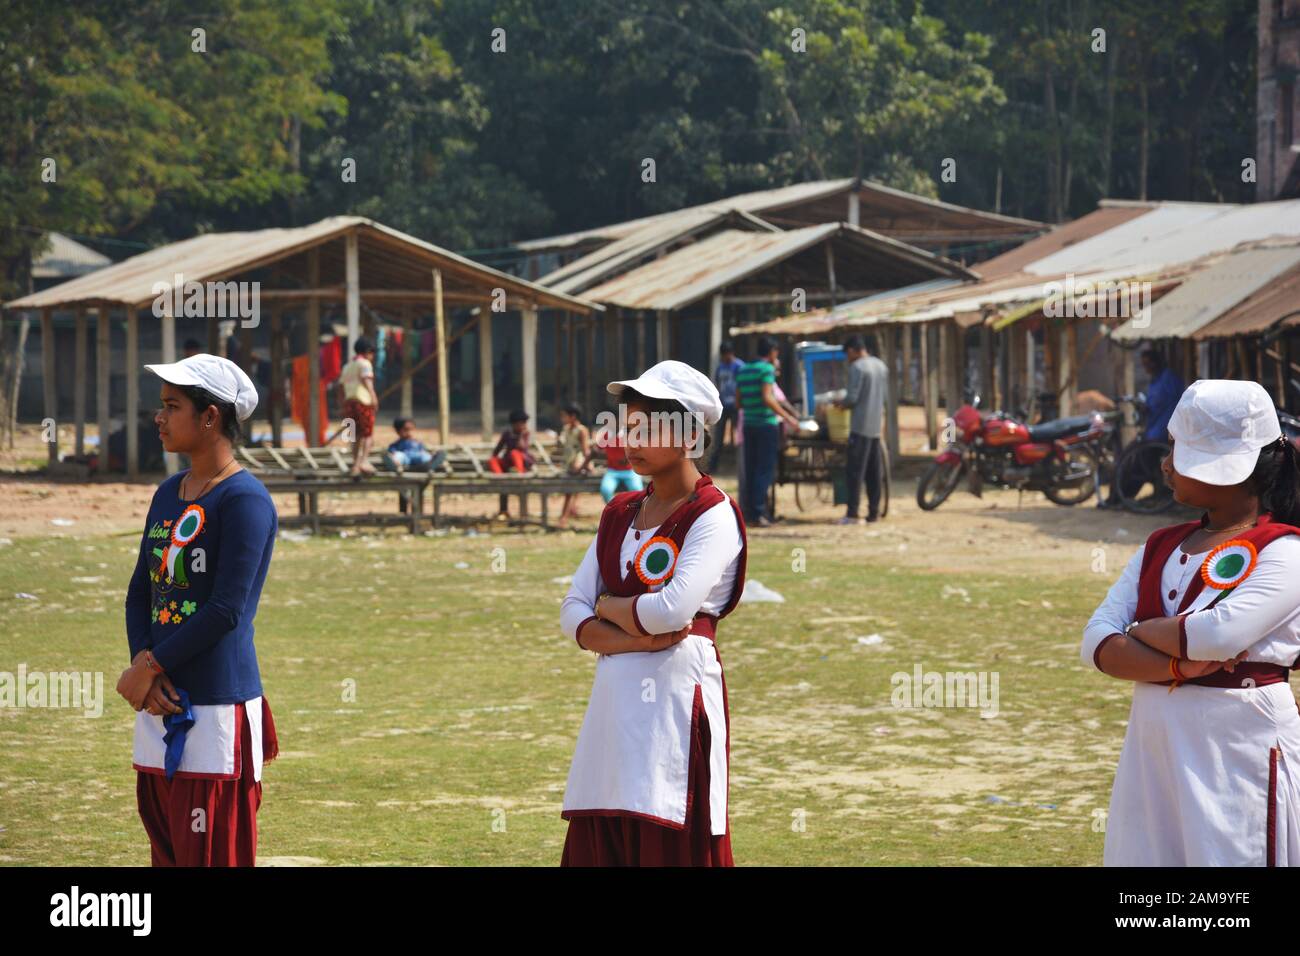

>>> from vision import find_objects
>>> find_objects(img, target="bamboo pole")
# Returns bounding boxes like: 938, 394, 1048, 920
307, 248, 322, 445
480, 299, 495, 440
41, 308, 57, 466
96, 306, 110, 465
73, 306, 87, 457
433, 268, 450, 446
125, 308, 139, 478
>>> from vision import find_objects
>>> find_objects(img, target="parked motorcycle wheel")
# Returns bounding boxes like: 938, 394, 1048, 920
1114, 439, 1176, 514
916, 458, 964, 511
1043, 444, 1099, 506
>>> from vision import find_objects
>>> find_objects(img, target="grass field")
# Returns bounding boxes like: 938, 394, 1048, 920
0, 506, 1135, 866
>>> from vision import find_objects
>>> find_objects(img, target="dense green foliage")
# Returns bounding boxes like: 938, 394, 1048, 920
0, 0, 1258, 293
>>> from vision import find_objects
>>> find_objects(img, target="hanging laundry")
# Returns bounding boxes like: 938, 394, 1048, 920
291, 354, 329, 445
319, 336, 343, 385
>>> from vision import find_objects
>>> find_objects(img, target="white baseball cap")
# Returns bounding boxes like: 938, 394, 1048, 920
1167, 379, 1281, 486
607, 360, 723, 426
145, 353, 258, 421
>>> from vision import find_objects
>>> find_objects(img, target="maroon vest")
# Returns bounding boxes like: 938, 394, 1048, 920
595, 473, 747, 639
1136, 512, 1300, 686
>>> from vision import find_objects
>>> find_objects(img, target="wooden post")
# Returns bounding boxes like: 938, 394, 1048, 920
521, 305, 539, 428
847, 191, 861, 226
307, 248, 322, 446
610, 307, 625, 382
269, 305, 284, 446
922, 321, 938, 448
161, 310, 178, 475
635, 311, 646, 372
479, 300, 495, 440
345, 231, 360, 350
400, 306, 414, 419
824, 241, 838, 309
207, 313, 221, 356
709, 294, 724, 378
41, 308, 57, 466
96, 306, 110, 466
881, 325, 900, 460
126, 308, 139, 478
74, 306, 87, 457
980, 323, 996, 410
656, 309, 670, 362
901, 323, 913, 404
433, 269, 450, 446
1059, 322, 1077, 416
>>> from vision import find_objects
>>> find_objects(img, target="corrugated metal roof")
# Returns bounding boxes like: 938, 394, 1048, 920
516, 178, 1044, 252
1112, 245, 1300, 341
1026, 199, 1300, 277
5, 216, 599, 314
737, 199, 1300, 338
973, 205, 1155, 279
31, 233, 113, 279
540, 208, 780, 295
583, 223, 973, 311
1193, 260, 1300, 339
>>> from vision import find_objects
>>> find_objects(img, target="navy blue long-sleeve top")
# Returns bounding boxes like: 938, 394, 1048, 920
124, 468, 277, 705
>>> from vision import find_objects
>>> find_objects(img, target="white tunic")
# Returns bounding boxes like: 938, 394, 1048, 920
133, 697, 267, 781
1083, 535, 1300, 865
560, 498, 743, 833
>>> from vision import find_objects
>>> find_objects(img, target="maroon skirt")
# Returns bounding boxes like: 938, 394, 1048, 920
136, 697, 278, 867
561, 682, 733, 867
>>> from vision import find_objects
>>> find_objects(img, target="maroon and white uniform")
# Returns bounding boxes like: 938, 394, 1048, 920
1083, 514, 1300, 866
559, 474, 746, 865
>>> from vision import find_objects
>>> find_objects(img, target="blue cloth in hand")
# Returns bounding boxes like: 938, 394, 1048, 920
162, 686, 195, 780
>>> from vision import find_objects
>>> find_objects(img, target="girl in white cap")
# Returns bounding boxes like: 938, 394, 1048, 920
1082, 379, 1300, 865
558, 360, 747, 866
115, 353, 279, 866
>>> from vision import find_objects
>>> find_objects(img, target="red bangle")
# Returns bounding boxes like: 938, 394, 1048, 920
144, 651, 165, 675
1169, 656, 1184, 682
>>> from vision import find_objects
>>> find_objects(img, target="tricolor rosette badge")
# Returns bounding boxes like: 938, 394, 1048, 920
1200, 539, 1257, 590
161, 504, 206, 583
634, 535, 679, 587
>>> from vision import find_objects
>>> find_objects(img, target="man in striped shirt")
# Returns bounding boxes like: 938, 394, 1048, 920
736, 337, 801, 526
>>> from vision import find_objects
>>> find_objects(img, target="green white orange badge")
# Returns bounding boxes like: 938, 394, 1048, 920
161, 504, 206, 582
634, 536, 678, 587
1184, 539, 1258, 613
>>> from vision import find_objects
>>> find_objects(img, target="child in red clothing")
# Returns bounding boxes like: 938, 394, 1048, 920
488, 409, 535, 518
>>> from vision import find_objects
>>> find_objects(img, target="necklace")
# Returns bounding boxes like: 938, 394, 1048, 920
182, 458, 236, 501
634, 487, 691, 530
1202, 516, 1256, 535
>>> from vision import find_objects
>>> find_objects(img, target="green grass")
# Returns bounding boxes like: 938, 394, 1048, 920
0, 526, 1129, 865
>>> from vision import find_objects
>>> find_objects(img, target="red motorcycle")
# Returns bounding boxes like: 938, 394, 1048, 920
917, 396, 1104, 510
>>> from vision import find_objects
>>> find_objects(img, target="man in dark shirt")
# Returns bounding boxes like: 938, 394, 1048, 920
1140, 348, 1185, 442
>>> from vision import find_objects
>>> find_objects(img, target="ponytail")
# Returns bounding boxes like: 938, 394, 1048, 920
1251, 437, 1300, 527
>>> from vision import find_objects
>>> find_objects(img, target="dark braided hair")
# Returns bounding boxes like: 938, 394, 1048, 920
1249, 436, 1300, 527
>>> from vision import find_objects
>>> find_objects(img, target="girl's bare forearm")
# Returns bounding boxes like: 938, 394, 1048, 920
578, 619, 646, 655
1096, 633, 1174, 682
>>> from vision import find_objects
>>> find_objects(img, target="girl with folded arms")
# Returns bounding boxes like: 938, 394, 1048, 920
1083, 379, 1300, 865
559, 361, 747, 866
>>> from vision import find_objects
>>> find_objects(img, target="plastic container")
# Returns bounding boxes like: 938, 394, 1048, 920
825, 406, 851, 442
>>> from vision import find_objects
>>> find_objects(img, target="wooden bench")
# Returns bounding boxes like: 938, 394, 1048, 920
244, 439, 604, 532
